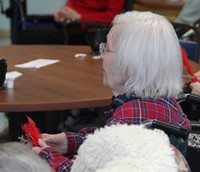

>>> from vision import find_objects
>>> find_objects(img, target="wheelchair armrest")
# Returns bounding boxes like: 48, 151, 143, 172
143, 119, 190, 141
186, 94, 200, 104
191, 120, 200, 133
176, 93, 200, 105
64, 19, 110, 28
26, 15, 54, 22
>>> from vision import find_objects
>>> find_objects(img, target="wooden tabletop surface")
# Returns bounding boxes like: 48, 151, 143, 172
135, 0, 185, 10
0, 45, 112, 112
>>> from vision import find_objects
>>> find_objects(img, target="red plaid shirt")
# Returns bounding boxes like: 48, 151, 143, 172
39, 94, 190, 172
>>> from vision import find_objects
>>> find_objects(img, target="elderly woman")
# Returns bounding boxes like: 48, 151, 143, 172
33, 11, 190, 172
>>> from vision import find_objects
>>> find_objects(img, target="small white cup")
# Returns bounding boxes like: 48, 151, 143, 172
6, 78, 14, 88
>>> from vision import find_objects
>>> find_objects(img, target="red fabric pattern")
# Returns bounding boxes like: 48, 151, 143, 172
40, 147, 73, 171
107, 98, 191, 129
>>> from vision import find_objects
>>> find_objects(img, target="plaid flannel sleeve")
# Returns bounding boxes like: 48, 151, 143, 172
66, 126, 97, 155
39, 147, 73, 172
39, 127, 97, 171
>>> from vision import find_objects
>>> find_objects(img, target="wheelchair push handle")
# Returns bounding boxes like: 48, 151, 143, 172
142, 119, 190, 141
186, 94, 200, 104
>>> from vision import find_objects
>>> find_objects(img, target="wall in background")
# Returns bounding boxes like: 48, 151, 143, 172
0, 0, 66, 31
27, 0, 66, 15
0, 0, 10, 30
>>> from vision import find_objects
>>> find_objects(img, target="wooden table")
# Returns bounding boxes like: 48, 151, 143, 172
0, 45, 112, 140
0, 45, 112, 112
135, 0, 185, 10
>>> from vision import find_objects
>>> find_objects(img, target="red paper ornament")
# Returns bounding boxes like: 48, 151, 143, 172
21, 116, 41, 146
181, 47, 198, 83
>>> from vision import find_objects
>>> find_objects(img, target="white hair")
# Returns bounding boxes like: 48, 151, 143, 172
0, 142, 53, 172
110, 11, 183, 98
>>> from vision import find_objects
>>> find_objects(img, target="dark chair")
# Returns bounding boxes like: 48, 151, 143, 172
2, 0, 56, 44
142, 119, 190, 157
172, 21, 200, 63
142, 93, 200, 159
176, 93, 200, 133
176, 93, 200, 172
142, 119, 189, 141
180, 39, 198, 61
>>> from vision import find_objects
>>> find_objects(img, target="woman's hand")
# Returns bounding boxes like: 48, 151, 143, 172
54, 6, 81, 23
32, 139, 49, 154
190, 82, 200, 96
32, 132, 68, 154
194, 71, 200, 80
40, 132, 68, 154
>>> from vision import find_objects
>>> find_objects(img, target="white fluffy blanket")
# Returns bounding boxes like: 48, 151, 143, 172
71, 124, 178, 172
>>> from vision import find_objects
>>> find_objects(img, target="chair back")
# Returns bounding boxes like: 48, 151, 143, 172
172, 22, 200, 63
177, 93, 200, 126
123, 0, 134, 12
180, 40, 198, 61
142, 119, 190, 156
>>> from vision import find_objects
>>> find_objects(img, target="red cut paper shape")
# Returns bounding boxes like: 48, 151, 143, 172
21, 116, 41, 146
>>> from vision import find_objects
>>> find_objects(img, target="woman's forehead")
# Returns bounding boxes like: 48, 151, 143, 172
107, 26, 119, 47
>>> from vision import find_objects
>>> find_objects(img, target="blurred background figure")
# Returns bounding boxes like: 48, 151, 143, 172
17, 0, 125, 45
0, 112, 8, 142
175, 0, 200, 25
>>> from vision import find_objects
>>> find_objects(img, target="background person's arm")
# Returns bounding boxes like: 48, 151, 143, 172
175, 0, 200, 24
66, 0, 124, 24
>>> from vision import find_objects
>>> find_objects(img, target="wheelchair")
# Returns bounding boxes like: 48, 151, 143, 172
142, 93, 200, 172
177, 93, 200, 172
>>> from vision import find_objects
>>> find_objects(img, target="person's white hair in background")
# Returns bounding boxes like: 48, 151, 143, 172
0, 142, 53, 172
71, 124, 190, 172
109, 11, 183, 98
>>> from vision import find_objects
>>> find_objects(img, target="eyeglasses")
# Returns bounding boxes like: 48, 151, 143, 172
99, 43, 115, 55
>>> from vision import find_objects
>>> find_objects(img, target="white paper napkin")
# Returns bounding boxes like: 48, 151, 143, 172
15, 59, 60, 69
6, 71, 23, 79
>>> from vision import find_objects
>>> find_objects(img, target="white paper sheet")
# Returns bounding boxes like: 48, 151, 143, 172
6, 71, 23, 79
15, 59, 60, 69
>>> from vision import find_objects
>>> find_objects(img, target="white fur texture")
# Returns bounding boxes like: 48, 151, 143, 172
71, 124, 178, 172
